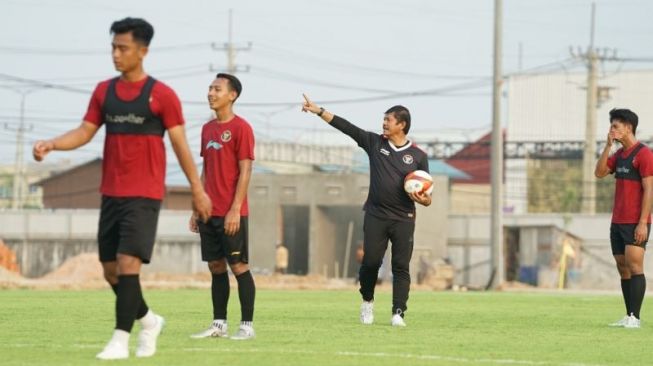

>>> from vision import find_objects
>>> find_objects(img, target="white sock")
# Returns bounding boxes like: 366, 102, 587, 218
138, 310, 157, 329
240, 321, 253, 328
212, 319, 227, 327
111, 329, 130, 345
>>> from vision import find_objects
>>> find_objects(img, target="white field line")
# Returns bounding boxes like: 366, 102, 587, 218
180, 347, 606, 366
2, 344, 605, 366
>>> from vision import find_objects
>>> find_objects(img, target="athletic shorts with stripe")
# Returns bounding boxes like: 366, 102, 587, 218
198, 216, 249, 264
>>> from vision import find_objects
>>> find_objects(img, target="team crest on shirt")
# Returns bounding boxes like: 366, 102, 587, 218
221, 130, 232, 142
402, 154, 414, 164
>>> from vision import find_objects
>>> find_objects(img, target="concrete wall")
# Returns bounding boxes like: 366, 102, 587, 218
448, 213, 653, 290
0, 173, 450, 280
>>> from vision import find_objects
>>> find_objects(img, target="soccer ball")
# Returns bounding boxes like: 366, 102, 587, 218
404, 170, 433, 195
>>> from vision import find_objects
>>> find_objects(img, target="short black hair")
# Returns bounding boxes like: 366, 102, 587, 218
385, 105, 411, 134
609, 108, 639, 135
110, 17, 154, 46
216, 73, 242, 102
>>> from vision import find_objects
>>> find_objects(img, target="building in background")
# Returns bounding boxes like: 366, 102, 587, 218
505, 69, 653, 214
0, 162, 69, 209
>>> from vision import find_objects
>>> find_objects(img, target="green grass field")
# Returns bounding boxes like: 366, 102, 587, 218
0, 288, 651, 365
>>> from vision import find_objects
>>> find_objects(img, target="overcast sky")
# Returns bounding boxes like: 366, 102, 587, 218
1, 0, 652, 171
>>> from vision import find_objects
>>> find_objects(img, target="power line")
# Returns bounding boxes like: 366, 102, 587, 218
249, 66, 397, 94
256, 43, 490, 80
0, 42, 211, 55
183, 78, 491, 108
0, 73, 90, 94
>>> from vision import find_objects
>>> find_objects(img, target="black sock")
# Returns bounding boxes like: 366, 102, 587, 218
115, 274, 142, 332
630, 274, 646, 319
358, 265, 380, 302
621, 279, 632, 315
212, 272, 230, 320
111, 282, 149, 319
235, 271, 256, 322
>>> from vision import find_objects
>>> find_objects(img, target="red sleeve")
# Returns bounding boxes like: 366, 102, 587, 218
607, 151, 619, 172
636, 148, 653, 177
83, 81, 109, 125
237, 121, 255, 161
152, 82, 184, 129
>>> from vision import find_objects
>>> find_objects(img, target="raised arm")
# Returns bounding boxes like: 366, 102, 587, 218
302, 93, 375, 151
168, 125, 212, 222
595, 131, 614, 178
33, 121, 100, 161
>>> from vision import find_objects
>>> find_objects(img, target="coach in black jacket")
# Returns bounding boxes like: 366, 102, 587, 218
302, 94, 431, 327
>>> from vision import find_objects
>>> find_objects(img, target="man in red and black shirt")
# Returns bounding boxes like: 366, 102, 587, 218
596, 108, 653, 329
302, 94, 431, 327
32, 18, 211, 359
189, 73, 257, 340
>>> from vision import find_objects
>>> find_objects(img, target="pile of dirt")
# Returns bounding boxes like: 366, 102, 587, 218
0, 265, 23, 281
41, 253, 104, 282
0, 252, 361, 290
0, 239, 20, 273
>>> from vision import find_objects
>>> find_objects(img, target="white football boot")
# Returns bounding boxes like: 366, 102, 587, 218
136, 314, 165, 357
608, 315, 629, 327
391, 313, 407, 327
190, 320, 228, 339
624, 314, 641, 329
230, 324, 255, 340
96, 330, 129, 360
360, 301, 374, 325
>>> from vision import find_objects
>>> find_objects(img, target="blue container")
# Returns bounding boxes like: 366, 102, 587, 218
519, 266, 538, 286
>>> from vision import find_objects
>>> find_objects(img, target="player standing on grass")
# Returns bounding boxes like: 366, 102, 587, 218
32, 18, 212, 359
595, 108, 653, 329
189, 73, 257, 340
301, 94, 431, 327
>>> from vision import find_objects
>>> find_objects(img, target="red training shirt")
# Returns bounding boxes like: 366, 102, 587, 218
84, 77, 184, 200
607, 142, 653, 224
200, 115, 255, 217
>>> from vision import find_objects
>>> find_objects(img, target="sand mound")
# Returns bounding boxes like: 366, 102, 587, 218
41, 253, 103, 282
0, 252, 359, 290
0, 266, 23, 281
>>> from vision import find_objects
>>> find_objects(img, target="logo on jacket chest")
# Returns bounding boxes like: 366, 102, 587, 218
402, 154, 414, 164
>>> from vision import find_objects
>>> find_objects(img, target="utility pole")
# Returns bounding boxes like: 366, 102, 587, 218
571, 3, 617, 214
518, 42, 523, 71
6, 90, 34, 210
490, 0, 504, 288
211, 9, 251, 74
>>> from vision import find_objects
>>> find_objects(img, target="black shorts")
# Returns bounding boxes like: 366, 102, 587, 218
97, 196, 161, 264
198, 216, 249, 264
610, 223, 650, 255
